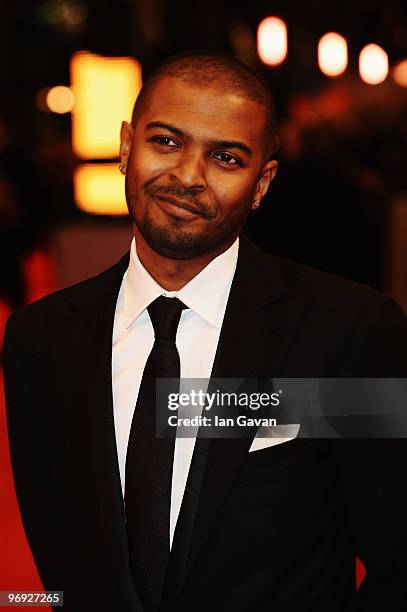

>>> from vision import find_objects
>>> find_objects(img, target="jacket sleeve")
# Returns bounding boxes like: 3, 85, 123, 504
3, 312, 64, 593
334, 295, 407, 611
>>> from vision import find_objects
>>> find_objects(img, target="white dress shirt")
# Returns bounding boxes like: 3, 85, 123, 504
112, 236, 239, 549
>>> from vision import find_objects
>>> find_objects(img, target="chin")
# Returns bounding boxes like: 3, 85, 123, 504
152, 245, 205, 260
137, 218, 210, 260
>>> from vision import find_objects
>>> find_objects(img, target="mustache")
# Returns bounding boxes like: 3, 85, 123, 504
143, 183, 215, 219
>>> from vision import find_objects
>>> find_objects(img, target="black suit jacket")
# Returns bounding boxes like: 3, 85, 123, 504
4, 235, 407, 611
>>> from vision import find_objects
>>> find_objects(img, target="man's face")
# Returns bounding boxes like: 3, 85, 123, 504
121, 76, 277, 259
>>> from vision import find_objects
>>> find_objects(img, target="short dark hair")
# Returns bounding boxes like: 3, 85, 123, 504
131, 50, 278, 159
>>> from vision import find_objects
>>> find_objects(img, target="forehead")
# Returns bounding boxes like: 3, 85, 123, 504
138, 76, 266, 151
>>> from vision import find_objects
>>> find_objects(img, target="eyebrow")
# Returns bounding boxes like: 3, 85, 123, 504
146, 121, 185, 137
145, 121, 253, 157
213, 140, 253, 157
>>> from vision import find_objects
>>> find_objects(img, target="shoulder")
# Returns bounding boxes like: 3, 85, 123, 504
270, 254, 407, 374
240, 235, 407, 341
240, 234, 382, 310
274, 255, 381, 307
242, 235, 405, 324
242, 229, 385, 309
273, 253, 406, 327
5, 252, 129, 341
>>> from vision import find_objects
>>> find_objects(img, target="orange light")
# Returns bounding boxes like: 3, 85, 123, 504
70, 51, 142, 159
257, 17, 287, 66
46, 86, 75, 113
74, 164, 127, 215
393, 59, 407, 87
318, 33, 348, 77
359, 44, 388, 84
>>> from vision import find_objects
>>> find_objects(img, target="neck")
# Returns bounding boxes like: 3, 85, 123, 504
133, 225, 235, 291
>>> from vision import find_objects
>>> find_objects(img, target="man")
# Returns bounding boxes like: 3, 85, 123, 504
4, 51, 407, 612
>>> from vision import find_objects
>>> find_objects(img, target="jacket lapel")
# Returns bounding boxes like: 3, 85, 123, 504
162, 236, 309, 607
67, 253, 145, 612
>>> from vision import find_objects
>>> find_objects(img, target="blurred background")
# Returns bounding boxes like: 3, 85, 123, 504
1, 0, 406, 603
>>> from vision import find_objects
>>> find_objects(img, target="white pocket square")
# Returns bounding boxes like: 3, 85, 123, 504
249, 424, 300, 452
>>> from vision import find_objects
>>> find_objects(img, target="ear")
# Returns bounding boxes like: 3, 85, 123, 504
251, 159, 278, 211
119, 121, 134, 174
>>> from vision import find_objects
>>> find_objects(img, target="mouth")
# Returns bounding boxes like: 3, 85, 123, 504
153, 194, 202, 218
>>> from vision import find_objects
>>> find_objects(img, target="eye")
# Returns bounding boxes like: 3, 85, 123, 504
213, 152, 241, 166
150, 136, 179, 147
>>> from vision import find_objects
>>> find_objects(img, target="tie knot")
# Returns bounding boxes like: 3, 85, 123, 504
147, 296, 187, 341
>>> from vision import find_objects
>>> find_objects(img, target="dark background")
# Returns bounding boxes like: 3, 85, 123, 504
0, 0, 406, 308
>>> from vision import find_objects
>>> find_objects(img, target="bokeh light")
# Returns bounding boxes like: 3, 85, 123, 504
46, 86, 75, 114
359, 44, 388, 84
257, 17, 287, 66
318, 33, 348, 77
393, 59, 407, 87
74, 163, 127, 215
71, 51, 142, 159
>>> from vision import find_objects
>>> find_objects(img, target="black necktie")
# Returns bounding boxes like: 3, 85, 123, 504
125, 296, 187, 611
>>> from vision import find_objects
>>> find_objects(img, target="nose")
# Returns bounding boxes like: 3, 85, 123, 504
169, 150, 206, 190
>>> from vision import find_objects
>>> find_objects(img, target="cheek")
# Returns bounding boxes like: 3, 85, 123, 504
130, 146, 174, 183
129, 150, 154, 183
209, 174, 256, 211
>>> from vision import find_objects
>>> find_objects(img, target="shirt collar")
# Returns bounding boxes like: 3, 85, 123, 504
123, 236, 239, 330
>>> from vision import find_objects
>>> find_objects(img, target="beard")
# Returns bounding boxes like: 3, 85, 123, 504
125, 177, 250, 260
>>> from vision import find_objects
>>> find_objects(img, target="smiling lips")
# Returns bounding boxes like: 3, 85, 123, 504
154, 194, 203, 218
